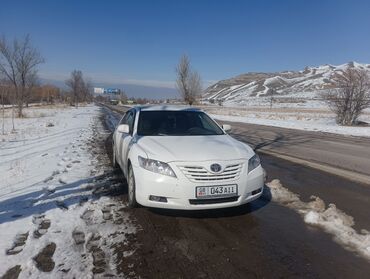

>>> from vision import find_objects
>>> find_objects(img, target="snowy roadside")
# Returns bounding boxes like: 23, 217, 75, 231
206, 107, 370, 138
266, 180, 370, 262
0, 105, 136, 278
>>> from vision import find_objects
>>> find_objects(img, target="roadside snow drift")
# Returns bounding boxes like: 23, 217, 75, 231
208, 110, 370, 138
0, 105, 135, 278
267, 179, 370, 261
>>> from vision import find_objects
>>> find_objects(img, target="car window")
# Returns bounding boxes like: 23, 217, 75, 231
127, 110, 136, 134
199, 114, 217, 131
119, 111, 130, 125
137, 111, 224, 136
118, 110, 135, 135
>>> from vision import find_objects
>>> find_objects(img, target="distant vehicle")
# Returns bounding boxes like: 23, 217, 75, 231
112, 105, 265, 209
110, 100, 119, 105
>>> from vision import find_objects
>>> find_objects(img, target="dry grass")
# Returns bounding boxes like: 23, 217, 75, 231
1, 104, 70, 118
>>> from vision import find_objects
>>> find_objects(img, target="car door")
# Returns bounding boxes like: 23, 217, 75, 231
115, 109, 136, 175
121, 110, 136, 174
114, 111, 128, 166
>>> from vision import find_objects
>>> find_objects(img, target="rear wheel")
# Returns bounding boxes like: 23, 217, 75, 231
127, 165, 138, 208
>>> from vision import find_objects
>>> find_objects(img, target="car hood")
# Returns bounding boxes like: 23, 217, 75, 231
136, 135, 254, 162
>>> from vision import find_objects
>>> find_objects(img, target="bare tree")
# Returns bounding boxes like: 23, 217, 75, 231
265, 88, 276, 109
66, 70, 83, 108
25, 70, 39, 107
0, 35, 44, 117
175, 54, 202, 105
0, 79, 15, 132
323, 68, 370, 126
119, 90, 128, 104
41, 84, 60, 104
189, 70, 202, 104
82, 79, 92, 102
0, 79, 6, 134
65, 70, 92, 106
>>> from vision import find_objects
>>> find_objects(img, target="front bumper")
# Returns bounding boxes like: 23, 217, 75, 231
132, 160, 265, 210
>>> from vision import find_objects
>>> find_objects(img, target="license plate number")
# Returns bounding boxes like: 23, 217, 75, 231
196, 185, 237, 199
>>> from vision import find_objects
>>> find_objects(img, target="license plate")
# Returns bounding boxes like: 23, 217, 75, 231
196, 185, 238, 199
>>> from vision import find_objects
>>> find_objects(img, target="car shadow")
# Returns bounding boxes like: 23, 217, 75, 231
0, 169, 127, 225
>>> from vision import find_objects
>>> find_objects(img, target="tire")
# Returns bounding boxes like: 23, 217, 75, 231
127, 165, 138, 208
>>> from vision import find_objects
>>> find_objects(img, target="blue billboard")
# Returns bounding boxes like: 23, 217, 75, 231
104, 88, 121, 94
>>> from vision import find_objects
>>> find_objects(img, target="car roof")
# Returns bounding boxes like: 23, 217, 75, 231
134, 105, 202, 112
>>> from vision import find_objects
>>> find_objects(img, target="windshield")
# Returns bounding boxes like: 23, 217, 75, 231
137, 111, 224, 136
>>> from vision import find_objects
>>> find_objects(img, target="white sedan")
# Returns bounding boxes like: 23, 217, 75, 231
112, 105, 265, 210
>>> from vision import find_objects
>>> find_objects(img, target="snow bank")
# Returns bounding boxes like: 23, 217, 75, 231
208, 110, 370, 138
0, 105, 136, 278
267, 179, 370, 261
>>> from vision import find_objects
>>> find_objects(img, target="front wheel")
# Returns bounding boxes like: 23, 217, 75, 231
112, 142, 118, 169
127, 165, 138, 208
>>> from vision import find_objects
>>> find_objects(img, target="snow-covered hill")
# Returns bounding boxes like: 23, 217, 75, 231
203, 62, 370, 104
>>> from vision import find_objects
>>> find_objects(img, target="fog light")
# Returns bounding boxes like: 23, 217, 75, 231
149, 195, 168, 203
252, 188, 262, 195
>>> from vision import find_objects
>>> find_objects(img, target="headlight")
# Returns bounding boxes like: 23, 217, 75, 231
248, 154, 261, 173
138, 156, 176, 177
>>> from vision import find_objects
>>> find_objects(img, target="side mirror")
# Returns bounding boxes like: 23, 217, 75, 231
222, 124, 231, 132
117, 124, 130, 134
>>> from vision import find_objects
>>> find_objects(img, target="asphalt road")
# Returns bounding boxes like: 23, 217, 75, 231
222, 120, 370, 178
101, 104, 370, 278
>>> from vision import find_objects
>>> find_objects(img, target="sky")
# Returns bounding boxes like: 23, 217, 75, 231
1, 0, 370, 98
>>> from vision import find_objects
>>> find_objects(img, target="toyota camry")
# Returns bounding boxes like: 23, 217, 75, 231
112, 105, 265, 209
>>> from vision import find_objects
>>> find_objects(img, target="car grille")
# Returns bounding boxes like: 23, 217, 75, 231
178, 163, 243, 182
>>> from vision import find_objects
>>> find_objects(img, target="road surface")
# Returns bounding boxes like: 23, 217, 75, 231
224, 120, 370, 179
101, 104, 370, 278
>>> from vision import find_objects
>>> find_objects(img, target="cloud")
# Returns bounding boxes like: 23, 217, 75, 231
39, 71, 176, 89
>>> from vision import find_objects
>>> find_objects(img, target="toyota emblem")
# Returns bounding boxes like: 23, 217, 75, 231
210, 163, 222, 173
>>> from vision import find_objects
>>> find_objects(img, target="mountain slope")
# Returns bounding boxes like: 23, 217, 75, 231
203, 62, 370, 103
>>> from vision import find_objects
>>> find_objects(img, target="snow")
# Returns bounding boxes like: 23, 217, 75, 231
204, 62, 370, 104
267, 179, 370, 261
1, 106, 92, 199
0, 105, 135, 278
229, 84, 243, 90
206, 106, 370, 137
263, 76, 287, 87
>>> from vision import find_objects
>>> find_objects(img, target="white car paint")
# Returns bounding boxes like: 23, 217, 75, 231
113, 105, 265, 210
